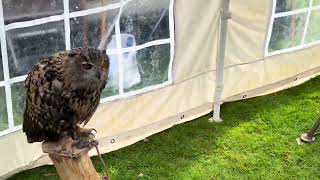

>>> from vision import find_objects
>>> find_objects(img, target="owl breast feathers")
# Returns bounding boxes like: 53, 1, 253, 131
22, 47, 109, 143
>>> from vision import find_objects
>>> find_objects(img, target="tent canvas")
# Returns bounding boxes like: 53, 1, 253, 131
1, 0, 320, 178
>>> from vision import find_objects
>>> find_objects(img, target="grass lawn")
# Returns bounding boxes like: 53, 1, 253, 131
9, 76, 320, 180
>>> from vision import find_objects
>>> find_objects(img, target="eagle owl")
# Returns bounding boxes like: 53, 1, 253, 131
22, 47, 109, 146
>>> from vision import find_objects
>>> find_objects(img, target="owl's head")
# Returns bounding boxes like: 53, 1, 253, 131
63, 47, 109, 90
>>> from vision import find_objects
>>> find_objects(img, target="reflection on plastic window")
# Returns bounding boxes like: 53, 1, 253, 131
266, 0, 320, 55
3, 0, 63, 25
69, 0, 120, 12
269, 14, 307, 52
124, 44, 170, 92
70, 9, 119, 49
105, 34, 140, 94
305, 10, 320, 43
101, 52, 119, 98
11, 82, 25, 126
275, 0, 309, 13
0, 87, 8, 131
120, 0, 170, 45
6, 21, 65, 78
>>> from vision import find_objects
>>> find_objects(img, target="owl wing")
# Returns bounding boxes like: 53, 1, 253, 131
23, 57, 76, 143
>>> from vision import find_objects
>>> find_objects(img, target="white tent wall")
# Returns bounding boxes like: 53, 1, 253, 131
0, 0, 221, 178
222, 0, 320, 101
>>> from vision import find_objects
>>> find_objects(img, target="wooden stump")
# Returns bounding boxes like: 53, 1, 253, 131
42, 137, 109, 180
49, 153, 101, 180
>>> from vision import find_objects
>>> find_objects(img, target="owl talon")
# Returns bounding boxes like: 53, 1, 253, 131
75, 139, 91, 149
63, 139, 94, 158
76, 126, 97, 140
89, 132, 96, 138
91, 128, 97, 134
42, 136, 96, 158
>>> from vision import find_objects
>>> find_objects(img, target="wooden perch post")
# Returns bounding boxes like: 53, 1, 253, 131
49, 153, 101, 180
42, 137, 109, 180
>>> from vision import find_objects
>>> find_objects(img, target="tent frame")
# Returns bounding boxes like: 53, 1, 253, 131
211, 0, 231, 122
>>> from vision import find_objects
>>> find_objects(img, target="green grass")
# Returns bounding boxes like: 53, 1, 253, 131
9, 75, 320, 180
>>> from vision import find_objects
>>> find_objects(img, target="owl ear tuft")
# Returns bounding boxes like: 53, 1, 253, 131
101, 49, 106, 54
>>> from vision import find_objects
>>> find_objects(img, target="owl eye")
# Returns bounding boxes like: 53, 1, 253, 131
81, 62, 94, 70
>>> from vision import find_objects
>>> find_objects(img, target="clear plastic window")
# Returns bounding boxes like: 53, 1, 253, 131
70, 0, 120, 12
314, 0, 320, 5
102, 53, 119, 98
0, 48, 3, 81
275, 0, 309, 13
0, 0, 174, 135
6, 21, 65, 77
70, 9, 119, 48
305, 9, 320, 43
3, 0, 63, 25
124, 44, 170, 92
120, 0, 170, 45
0, 87, 8, 131
266, 0, 320, 55
269, 14, 307, 52
11, 82, 25, 126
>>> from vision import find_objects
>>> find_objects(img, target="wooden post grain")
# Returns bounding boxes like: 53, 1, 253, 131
49, 153, 101, 180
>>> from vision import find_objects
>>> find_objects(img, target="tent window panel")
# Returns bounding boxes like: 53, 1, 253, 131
124, 44, 170, 93
69, 0, 120, 12
70, 9, 119, 49
102, 53, 119, 98
11, 82, 25, 126
120, 0, 170, 45
305, 10, 320, 43
266, 0, 320, 55
3, 0, 63, 25
0, 0, 174, 135
275, 0, 309, 13
269, 13, 307, 52
0, 87, 8, 131
6, 21, 65, 78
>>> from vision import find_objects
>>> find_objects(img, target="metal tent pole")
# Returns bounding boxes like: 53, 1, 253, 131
209, 0, 231, 123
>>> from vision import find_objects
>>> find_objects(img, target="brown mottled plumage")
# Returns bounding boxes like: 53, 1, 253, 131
23, 47, 109, 143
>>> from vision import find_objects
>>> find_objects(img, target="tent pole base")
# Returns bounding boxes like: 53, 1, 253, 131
298, 117, 320, 144
208, 117, 223, 123
299, 133, 316, 143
